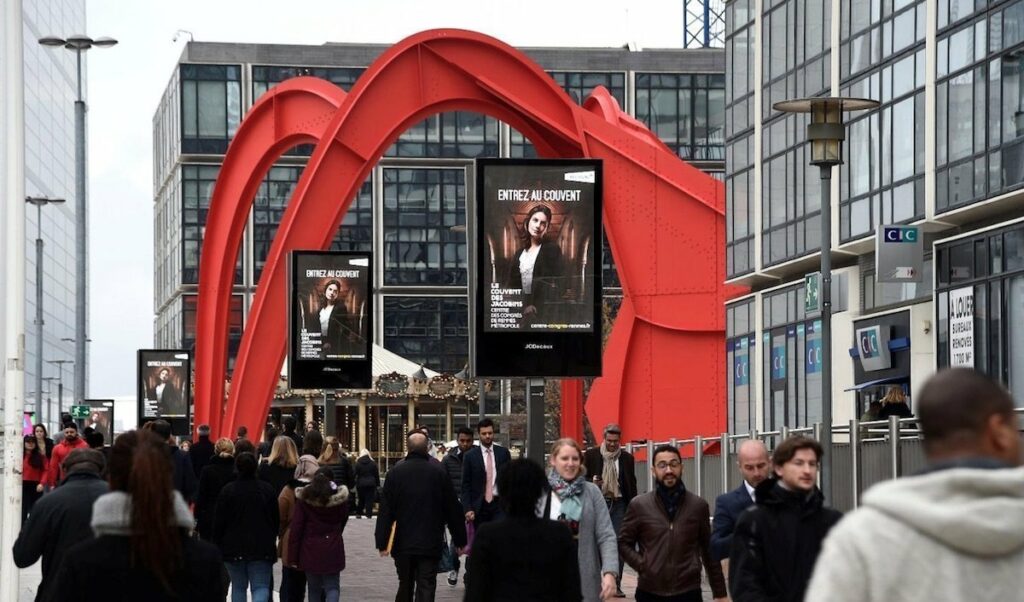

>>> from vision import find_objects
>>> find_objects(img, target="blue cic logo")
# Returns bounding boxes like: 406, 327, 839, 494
883, 226, 918, 243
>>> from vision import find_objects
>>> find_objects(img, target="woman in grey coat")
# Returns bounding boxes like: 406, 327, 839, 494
541, 438, 619, 601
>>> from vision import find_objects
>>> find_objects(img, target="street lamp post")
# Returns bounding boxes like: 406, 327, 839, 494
41, 378, 58, 426
772, 96, 879, 504
60, 337, 90, 407
46, 359, 73, 427
25, 196, 66, 428
38, 35, 118, 404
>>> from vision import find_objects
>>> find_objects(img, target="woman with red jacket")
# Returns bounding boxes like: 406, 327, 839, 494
22, 435, 48, 524
287, 467, 350, 602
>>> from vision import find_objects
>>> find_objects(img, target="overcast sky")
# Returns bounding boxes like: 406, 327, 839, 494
85, 0, 687, 397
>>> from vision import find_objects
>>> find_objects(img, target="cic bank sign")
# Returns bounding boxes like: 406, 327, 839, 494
876, 225, 923, 284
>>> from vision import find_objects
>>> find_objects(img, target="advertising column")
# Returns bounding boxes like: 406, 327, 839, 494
473, 159, 603, 377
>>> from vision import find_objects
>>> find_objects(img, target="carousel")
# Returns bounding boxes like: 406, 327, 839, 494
269, 344, 485, 471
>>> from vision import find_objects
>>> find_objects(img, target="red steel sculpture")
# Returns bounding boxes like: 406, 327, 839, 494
194, 29, 741, 443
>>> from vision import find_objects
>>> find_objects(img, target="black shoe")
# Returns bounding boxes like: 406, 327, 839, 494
446, 570, 458, 586
615, 589, 626, 598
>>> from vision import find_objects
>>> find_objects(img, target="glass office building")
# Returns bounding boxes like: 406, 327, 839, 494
3, 2, 86, 423
724, 0, 1024, 435
152, 41, 724, 454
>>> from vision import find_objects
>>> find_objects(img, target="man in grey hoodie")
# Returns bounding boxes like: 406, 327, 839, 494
806, 367, 1024, 602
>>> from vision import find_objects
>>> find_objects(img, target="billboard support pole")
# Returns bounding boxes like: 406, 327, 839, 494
526, 377, 545, 460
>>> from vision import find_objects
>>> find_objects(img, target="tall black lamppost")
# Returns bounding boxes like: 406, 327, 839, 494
25, 195, 65, 427
772, 96, 879, 502
37, 34, 118, 404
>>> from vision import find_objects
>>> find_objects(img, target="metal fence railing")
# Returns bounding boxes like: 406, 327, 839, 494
624, 415, 951, 513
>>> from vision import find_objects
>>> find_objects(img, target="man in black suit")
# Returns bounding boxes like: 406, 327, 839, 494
583, 423, 637, 597
711, 439, 770, 578
376, 430, 466, 602
461, 418, 511, 528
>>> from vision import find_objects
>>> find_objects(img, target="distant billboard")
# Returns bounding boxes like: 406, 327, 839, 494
137, 350, 191, 422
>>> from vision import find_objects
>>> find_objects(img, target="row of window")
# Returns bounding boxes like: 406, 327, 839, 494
176, 64, 725, 163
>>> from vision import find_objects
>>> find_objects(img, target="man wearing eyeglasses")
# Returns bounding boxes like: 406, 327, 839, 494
618, 444, 727, 602
583, 423, 637, 597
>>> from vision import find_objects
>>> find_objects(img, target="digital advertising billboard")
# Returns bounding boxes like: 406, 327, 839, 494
82, 399, 115, 445
137, 350, 191, 422
288, 251, 373, 389
474, 159, 603, 377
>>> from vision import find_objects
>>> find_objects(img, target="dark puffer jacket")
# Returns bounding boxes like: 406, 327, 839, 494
287, 485, 350, 574
729, 479, 843, 602
213, 475, 280, 561
354, 454, 380, 489
195, 455, 236, 539
441, 447, 464, 499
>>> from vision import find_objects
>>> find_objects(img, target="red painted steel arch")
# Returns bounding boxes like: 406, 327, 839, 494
194, 29, 740, 443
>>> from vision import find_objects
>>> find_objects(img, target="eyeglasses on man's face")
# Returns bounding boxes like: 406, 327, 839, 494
655, 460, 682, 470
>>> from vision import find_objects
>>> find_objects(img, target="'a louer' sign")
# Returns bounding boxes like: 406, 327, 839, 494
949, 287, 974, 367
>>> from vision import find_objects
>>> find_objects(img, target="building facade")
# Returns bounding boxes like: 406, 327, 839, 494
152, 40, 724, 458
724, 0, 1024, 435
2, 1, 86, 427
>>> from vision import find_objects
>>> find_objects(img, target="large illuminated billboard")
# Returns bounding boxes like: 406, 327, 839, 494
474, 159, 603, 377
137, 350, 191, 421
288, 251, 373, 389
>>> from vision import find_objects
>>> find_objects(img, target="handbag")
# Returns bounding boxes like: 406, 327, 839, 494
437, 530, 456, 573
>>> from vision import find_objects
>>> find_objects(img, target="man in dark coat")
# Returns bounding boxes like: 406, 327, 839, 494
376, 430, 467, 602
13, 449, 108, 602
441, 426, 474, 586
582, 422, 637, 597
711, 439, 771, 574
189, 424, 215, 479
282, 415, 304, 451
619, 444, 727, 601
461, 418, 510, 528
729, 435, 843, 602
151, 419, 198, 503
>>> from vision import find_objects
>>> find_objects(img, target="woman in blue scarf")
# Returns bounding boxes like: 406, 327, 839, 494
542, 438, 620, 601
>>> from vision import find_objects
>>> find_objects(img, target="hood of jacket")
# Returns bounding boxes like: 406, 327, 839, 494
91, 490, 194, 537
862, 465, 1024, 557
295, 484, 350, 507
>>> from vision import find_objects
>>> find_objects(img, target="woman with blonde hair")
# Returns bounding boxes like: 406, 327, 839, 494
318, 435, 354, 492
195, 437, 236, 540
259, 434, 298, 497
353, 448, 380, 519
542, 438, 619, 601
878, 385, 913, 420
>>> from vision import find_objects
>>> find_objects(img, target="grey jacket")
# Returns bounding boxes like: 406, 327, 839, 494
542, 480, 618, 602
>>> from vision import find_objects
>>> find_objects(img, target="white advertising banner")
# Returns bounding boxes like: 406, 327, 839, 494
949, 286, 974, 367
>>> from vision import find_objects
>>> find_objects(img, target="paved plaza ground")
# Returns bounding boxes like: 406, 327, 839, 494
18, 515, 659, 601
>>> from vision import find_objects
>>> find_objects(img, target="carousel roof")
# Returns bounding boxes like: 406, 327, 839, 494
372, 344, 438, 379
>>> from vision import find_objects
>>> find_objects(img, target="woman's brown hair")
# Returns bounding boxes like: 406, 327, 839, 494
318, 436, 342, 464
108, 429, 181, 592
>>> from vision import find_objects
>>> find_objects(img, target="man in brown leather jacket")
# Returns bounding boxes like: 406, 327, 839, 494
618, 444, 727, 602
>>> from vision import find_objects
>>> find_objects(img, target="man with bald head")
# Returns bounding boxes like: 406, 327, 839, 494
806, 368, 1024, 602
377, 429, 467, 601
711, 439, 770, 571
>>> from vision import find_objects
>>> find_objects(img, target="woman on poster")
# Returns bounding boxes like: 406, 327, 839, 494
304, 279, 360, 358
504, 205, 566, 325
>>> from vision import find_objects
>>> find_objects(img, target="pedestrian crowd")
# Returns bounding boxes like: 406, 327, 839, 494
12, 367, 1024, 601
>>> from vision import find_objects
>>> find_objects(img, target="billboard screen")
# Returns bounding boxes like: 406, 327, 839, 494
474, 159, 603, 377
288, 251, 373, 389
82, 399, 115, 445
137, 350, 191, 420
